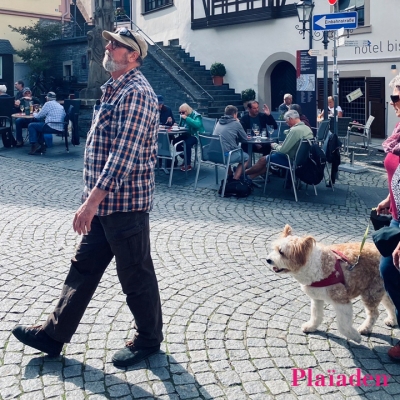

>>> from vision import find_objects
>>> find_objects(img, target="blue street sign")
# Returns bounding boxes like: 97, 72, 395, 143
313, 11, 358, 31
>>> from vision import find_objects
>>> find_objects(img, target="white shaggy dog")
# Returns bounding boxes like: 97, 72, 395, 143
266, 225, 396, 343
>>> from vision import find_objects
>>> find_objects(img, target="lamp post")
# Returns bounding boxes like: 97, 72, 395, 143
295, 0, 315, 50
295, 0, 330, 120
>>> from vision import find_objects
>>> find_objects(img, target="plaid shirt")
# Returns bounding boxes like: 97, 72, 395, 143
33, 100, 66, 131
83, 68, 158, 216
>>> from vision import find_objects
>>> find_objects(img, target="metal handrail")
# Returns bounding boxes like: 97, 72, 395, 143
116, 17, 214, 101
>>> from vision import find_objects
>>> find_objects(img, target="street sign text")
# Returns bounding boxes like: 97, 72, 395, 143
313, 12, 358, 31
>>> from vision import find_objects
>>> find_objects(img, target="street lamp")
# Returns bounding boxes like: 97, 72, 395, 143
295, 0, 315, 49
295, 0, 330, 120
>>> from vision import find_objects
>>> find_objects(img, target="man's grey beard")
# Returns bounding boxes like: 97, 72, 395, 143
102, 53, 128, 72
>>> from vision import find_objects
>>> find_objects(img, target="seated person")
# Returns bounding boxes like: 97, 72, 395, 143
245, 109, 313, 180
0, 85, 11, 98
211, 105, 249, 181
278, 93, 292, 116
0, 85, 12, 127
14, 80, 24, 102
14, 88, 42, 147
289, 104, 311, 128
174, 103, 205, 171
240, 100, 277, 156
157, 95, 175, 126
318, 96, 343, 118
27, 91, 66, 155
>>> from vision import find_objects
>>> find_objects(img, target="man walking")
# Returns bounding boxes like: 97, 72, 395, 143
12, 27, 163, 367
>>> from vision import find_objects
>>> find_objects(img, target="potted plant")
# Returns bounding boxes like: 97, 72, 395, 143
241, 88, 256, 108
210, 62, 226, 86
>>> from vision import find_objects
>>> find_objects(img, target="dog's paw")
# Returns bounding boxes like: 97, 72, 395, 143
347, 331, 362, 343
302, 322, 317, 333
357, 324, 372, 335
384, 317, 397, 327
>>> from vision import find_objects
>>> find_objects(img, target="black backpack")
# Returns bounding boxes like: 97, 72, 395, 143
295, 141, 326, 185
218, 176, 252, 198
1, 128, 17, 148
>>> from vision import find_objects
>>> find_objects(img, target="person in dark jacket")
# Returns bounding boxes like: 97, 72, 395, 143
278, 93, 292, 116
240, 101, 277, 131
289, 104, 311, 129
157, 95, 175, 126
0, 85, 11, 97
240, 100, 277, 156
14, 87, 42, 147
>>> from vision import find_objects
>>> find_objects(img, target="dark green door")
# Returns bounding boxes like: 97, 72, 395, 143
270, 61, 296, 112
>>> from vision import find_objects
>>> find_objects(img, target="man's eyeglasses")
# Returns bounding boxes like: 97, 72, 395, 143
115, 27, 142, 55
109, 40, 132, 51
391, 95, 400, 104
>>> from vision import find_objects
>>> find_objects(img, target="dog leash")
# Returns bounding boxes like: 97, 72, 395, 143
347, 223, 369, 271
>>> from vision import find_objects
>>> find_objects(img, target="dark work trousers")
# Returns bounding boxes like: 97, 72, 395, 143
42, 211, 163, 347
380, 218, 400, 326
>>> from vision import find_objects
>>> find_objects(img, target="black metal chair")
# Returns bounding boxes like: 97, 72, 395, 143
312, 120, 330, 145
264, 139, 317, 202
157, 131, 187, 187
38, 105, 73, 152
202, 117, 217, 135
0, 97, 16, 147
194, 134, 245, 197
63, 100, 81, 145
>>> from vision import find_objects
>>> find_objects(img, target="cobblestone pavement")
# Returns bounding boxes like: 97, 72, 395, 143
1, 148, 400, 400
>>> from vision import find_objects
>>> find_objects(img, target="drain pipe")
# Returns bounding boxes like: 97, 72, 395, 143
61, 0, 70, 38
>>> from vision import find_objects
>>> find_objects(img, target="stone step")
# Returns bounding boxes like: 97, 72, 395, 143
147, 43, 245, 118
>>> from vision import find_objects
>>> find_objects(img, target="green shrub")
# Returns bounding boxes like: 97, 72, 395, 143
210, 62, 226, 77
241, 88, 256, 102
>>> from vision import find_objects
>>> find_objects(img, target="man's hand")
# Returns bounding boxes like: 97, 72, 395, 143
73, 187, 108, 235
393, 242, 400, 270
166, 117, 172, 124
73, 201, 97, 235
377, 196, 390, 215
263, 104, 271, 116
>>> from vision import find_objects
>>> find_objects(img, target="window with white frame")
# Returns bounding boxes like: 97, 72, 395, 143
339, 0, 365, 26
144, 0, 173, 13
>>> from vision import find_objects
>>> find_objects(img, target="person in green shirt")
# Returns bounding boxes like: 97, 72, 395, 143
174, 103, 205, 171
245, 109, 313, 180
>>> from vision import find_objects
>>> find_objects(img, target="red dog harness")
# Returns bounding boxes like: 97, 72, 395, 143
310, 250, 349, 288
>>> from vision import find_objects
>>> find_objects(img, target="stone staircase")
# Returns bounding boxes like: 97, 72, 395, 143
141, 42, 244, 121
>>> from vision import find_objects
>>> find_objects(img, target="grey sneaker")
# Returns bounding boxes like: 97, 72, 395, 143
112, 341, 160, 367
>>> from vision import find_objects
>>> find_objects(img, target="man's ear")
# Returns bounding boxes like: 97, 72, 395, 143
128, 51, 140, 63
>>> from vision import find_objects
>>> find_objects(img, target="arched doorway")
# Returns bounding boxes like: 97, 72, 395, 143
270, 61, 296, 112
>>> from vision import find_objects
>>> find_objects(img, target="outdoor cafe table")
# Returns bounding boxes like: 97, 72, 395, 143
245, 137, 278, 168
11, 113, 35, 120
11, 113, 35, 144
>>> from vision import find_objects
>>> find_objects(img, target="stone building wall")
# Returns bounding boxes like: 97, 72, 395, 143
46, 37, 89, 84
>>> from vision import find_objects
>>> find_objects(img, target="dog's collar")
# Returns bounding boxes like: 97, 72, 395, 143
309, 250, 346, 288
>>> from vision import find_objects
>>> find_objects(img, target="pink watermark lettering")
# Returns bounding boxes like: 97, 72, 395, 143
292, 368, 390, 387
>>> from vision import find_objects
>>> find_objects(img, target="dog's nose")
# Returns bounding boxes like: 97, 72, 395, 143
266, 259, 272, 264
